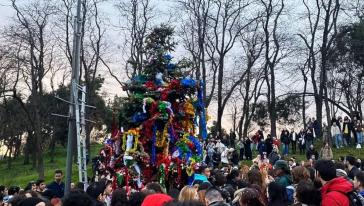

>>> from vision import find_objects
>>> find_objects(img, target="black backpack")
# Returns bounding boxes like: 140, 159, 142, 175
330, 189, 364, 206
345, 190, 364, 206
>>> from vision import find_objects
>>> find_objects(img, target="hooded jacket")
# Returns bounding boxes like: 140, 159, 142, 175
193, 173, 209, 185
321, 177, 353, 206
319, 147, 333, 160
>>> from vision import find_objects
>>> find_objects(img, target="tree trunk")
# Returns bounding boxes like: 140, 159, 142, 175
14, 136, 22, 158
269, 65, 277, 138
24, 134, 31, 165
238, 117, 244, 139
216, 61, 224, 138
33, 93, 44, 179
303, 77, 308, 130
7, 140, 13, 169
315, 95, 323, 137
3, 148, 9, 161
49, 135, 56, 163
32, 146, 37, 170
324, 85, 332, 144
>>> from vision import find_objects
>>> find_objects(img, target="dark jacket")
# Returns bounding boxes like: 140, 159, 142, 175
305, 131, 314, 142
265, 137, 273, 155
268, 200, 288, 206
231, 150, 239, 165
47, 181, 65, 198
268, 151, 280, 165
281, 131, 290, 144
306, 148, 318, 160
342, 121, 353, 135
275, 174, 292, 188
289, 132, 297, 142
244, 139, 252, 158
209, 201, 230, 206
348, 166, 360, 180
257, 141, 266, 155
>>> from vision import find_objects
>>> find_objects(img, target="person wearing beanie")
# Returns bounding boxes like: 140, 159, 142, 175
141, 193, 173, 206
273, 160, 292, 187
336, 169, 348, 178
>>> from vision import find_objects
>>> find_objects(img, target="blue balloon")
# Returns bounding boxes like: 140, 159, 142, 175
181, 78, 196, 88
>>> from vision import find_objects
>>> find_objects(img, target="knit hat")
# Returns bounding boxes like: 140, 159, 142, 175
336, 169, 347, 177
274, 160, 290, 172
141, 194, 173, 206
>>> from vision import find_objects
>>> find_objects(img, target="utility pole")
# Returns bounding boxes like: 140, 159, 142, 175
78, 85, 88, 189
65, 0, 83, 195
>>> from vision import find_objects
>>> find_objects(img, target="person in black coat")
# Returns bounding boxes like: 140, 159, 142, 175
342, 116, 354, 146
231, 150, 239, 166
257, 139, 266, 157
305, 129, 314, 151
306, 144, 319, 160
244, 138, 252, 160
212, 148, 221, 168
280, 129, 290, 156
265, 134, 273, 156
47, 170, 65, 198
268, 146, 280, 165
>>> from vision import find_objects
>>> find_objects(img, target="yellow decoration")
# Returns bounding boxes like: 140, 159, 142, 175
184, 101, 195, 117
156, 118, 174, 148
186, 165, 194, 176
163, 139, 169, 157
122, 128, 140, 153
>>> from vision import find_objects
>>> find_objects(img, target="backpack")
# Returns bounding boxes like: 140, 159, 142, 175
345, 190, 364, 206
286, 185, 295, 205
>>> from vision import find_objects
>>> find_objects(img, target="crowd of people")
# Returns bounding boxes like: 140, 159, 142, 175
1, 116, 364, 206
2, 154, 364, 206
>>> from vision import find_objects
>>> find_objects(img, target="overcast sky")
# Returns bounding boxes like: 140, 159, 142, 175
0, 0, 357, 133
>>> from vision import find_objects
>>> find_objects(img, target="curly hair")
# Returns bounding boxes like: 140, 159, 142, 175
239, 188, 266, 206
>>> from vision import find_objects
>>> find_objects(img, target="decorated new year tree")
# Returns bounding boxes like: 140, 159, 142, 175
93, 25, 208, 192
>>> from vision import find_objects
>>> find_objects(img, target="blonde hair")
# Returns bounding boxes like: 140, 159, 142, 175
178, 186, 198, 202
240, 165, 250, 179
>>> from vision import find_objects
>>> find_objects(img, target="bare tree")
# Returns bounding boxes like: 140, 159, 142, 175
179, 0, 215, 107
204, 0, 257, 137
235, 20, 265, 139
113, 0, 155, 81
260, 0, 286, 137
1, 0, 57, 179
298, 0, 341, 136
56, 0, 109, 152
298, 61, 309, 130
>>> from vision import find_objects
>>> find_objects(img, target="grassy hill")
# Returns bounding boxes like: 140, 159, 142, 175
0, 140, 362, 187
0, 144, 102, 188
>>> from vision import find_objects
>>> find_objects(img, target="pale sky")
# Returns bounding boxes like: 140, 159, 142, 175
0, 0, 354, 133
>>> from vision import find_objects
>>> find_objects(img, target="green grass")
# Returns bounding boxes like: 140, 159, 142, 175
0, 143, 102, 188
240, 140, 364, 165
0, 140, 363, 187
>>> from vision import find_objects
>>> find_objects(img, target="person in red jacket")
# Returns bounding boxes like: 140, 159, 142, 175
315, 159, 353, 206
